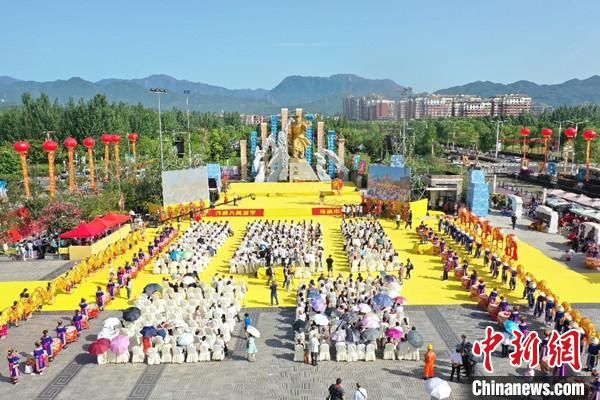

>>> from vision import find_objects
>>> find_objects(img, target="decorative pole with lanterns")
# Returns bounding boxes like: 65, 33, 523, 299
564, 127, 577, 174
42, 139, 58, 197
584, 130, 597, 182
520, 127, 531, 170
64, 137, 78, 193
540, 128, 552, 173
13, 141, 31, 199
112, 134, 121, 181
128, 132, 139, 162
101, 133, 112, 182
83, 137, 96, 191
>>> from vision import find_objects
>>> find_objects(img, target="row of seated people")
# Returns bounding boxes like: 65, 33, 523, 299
293, 340, 420, 362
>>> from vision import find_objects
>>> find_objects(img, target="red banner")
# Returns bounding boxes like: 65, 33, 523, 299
206, 209, 264, 217
312, 207, 342, 216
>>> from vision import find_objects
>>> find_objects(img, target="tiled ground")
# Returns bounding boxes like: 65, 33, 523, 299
2, 303, 596, 400
0, 259, 73, 281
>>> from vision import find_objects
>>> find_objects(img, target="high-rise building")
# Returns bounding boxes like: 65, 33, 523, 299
343, 93, 532, 120
343, 96, 362, 120
423, 95, 454, 118
491, 94, 532, 116
366, 98, 395, 120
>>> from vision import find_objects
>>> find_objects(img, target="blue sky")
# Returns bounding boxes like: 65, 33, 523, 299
2, 0, 599, 92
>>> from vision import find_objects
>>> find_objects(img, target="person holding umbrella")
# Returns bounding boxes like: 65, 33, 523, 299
246, 326, 259, 362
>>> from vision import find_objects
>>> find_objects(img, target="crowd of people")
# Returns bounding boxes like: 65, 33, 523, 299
6, 301, 96, 383
89, 275, 246, 366
433, 215, 600, 381
153, 221, 232, 276
342, 219, 407, 274
230, 220, 323, 277
291, 273, 421, 365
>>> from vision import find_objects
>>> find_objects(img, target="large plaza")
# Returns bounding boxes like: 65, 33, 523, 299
0, 182, 598, 399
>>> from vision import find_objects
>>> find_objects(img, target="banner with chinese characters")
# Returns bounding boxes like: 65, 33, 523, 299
311, 207, 342, 216
206, 209, 264, 217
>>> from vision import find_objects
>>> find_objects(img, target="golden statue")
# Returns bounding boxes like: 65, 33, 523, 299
289, 114, 311, 160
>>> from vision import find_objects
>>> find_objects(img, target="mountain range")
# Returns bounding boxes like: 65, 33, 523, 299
0, 73, 599, 114
435, 76, 600, 107
0, 74, 407, 115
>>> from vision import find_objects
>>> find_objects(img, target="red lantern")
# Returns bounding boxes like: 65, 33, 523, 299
83, 137, 95, 149
541, 128, 553, 138
42, 140, 58, 152
128, 132, 139, 142
584, 130, 597, 141
64, 137, 78, 148
564, 127, 577, 138
111, 134, 121, 143
520, 128, 531, 137
13, 141, 30, 154
101, 133, 112, 145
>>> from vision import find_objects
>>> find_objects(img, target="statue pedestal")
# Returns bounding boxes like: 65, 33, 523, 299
289, 159, 319, 182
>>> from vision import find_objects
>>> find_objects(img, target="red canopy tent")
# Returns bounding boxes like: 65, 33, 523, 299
59, 223, 105, 239
102, 213, 131, 227
59, 213, 131, 240
88, 217, 113, 232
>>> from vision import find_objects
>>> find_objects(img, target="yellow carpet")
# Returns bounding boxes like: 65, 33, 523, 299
0, 281, 49, 311
23, 182, 598, 311
42, 228, 169, 312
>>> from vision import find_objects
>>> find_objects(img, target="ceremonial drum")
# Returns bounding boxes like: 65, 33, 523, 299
478, 295, 489, 310
455, 268, 465, 279
52, 338, 63, 355
432, 245, 441, 256
66, 326, 79, 343
461, 277, 470, 289
470, 285, 480, 298
82, 318, 90, 330
585, 257, 600, 270
487, 303, 499, 319
88, 305, 100, 319
26, 356, 36, 372
497, 311, 510, 326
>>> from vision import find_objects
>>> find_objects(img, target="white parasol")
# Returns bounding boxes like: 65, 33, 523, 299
246, 325, 261, 338
425, 377, 452, 400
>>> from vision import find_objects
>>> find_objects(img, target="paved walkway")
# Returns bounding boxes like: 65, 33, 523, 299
1, 304, 597, 400
0, 260, 73, 282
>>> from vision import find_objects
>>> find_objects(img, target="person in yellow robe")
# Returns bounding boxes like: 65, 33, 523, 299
423, 344, 436, 379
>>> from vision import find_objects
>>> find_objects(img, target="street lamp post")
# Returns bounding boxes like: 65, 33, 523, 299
150, 88, 167, 170
184, 90, 191, 167
494, 120, 507, 158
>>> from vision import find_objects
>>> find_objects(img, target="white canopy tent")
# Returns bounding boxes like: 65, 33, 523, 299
508, 194, 523, 218
535, 205, 559, 234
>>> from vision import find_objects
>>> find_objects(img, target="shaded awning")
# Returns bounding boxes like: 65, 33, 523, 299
102, 213, 131, 226
59, 223, 105, 239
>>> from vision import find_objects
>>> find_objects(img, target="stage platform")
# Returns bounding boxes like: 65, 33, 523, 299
216, 182, 361, 217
